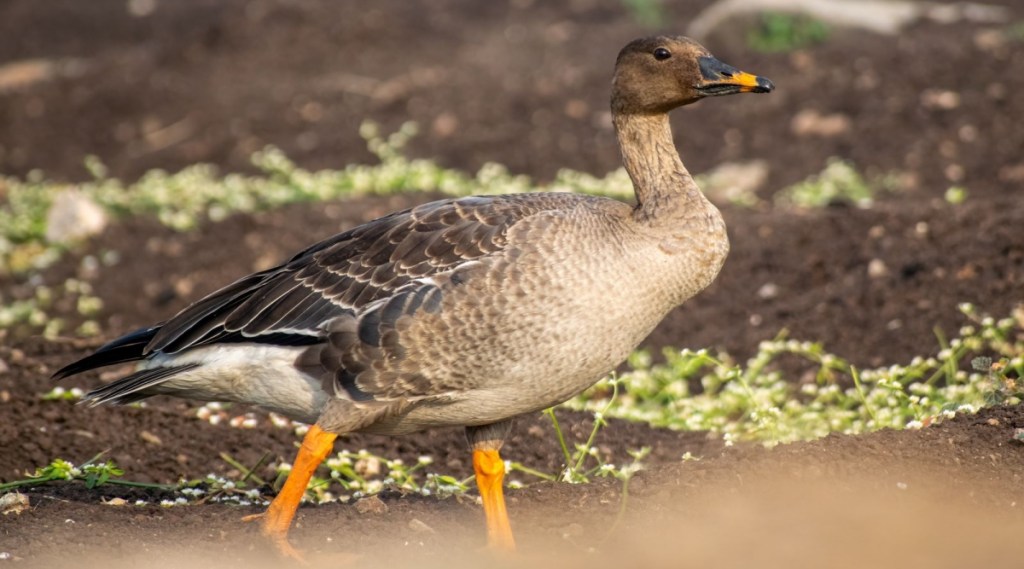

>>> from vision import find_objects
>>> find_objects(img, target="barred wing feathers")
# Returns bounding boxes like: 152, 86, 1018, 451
145, 194, 583, 356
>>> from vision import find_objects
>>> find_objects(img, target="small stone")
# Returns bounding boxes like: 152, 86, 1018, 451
139, 430, 163, 445
920, 89, 960, 110
45, 189, 108, 243
998, 164, 1024, 183
958, 124, 978, 143
298, 101, 324, 123
790, 109, 851, 138
956, 264, 977, 280
407, 518, 435, 533
431, 112, 459, 138
973, 29, 1007, 53
699, 160, 769, 205
756, 283, 779, 300
1, 492, 30, 515
127, 0, 158, 17
560, 522, 584, 538
0, 59, 57, 93
354, 495, 388, 515
867, 259, 889, 279
987, 82, 1006, 101
564, 99, 589, 120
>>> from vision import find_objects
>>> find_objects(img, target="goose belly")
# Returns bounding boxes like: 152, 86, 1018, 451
395, 240, 680, 428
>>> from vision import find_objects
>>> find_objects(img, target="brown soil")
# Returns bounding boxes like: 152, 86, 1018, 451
2, 0, 1024, 566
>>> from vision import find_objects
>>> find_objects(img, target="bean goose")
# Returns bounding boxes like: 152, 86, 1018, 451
55, 35, 772, 557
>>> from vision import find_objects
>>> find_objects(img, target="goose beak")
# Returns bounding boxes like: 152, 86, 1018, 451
696, 55, 774, 96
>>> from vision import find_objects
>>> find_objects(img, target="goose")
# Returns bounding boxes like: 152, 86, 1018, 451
55, 35, 772, 558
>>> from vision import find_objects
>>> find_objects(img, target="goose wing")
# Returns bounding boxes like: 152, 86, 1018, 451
144, 193, 584, 356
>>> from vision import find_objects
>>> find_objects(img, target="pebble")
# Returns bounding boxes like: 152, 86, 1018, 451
756, 283, 779, 300
0, 492, 30, 516
44, 189, 108, 243
867, 259, 889, 279
790, 109, 851, 137
920, 89, 960, 110
407, 518, 435, 533
354, 495, 388, 515
700, 160, 769, 205
560, 522, 584, 538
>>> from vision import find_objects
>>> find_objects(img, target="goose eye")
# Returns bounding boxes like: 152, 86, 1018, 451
653, 47, 672, 61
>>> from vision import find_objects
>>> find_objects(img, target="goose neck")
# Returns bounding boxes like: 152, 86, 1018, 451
613, 112, 704, 224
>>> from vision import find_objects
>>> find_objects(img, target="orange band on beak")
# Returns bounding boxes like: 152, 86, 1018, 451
730, 71, 768, 92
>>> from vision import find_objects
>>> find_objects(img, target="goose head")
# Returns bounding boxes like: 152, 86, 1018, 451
612, 36, 774, 115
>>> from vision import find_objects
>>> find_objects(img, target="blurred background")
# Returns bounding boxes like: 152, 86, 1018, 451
1, 0, 1021, 201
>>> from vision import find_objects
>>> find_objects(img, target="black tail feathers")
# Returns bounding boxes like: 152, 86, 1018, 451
51, 325, 160, 380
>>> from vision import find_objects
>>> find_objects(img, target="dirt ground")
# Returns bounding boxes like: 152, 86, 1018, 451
2, 0, 1024, 566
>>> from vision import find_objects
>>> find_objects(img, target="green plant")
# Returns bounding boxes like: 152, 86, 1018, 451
40, 385, 84, 401
621, 0, 666, 28
518, 375, 649, 485
0, 277, 104, 339
748, 12, 829, 53
775, 158, 896, 208
945, 186, 968, 205
272, 377, 651, 505
177, 473, 269, 507
0, 455, 172, 493
0, 121, 645, 279
568, 304, 1023, 446
278, 448, 471, 504
1006, 20, 1024, 41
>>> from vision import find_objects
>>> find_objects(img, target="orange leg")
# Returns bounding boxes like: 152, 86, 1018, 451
244, 424, 337, 561
473, 448, 516, 551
